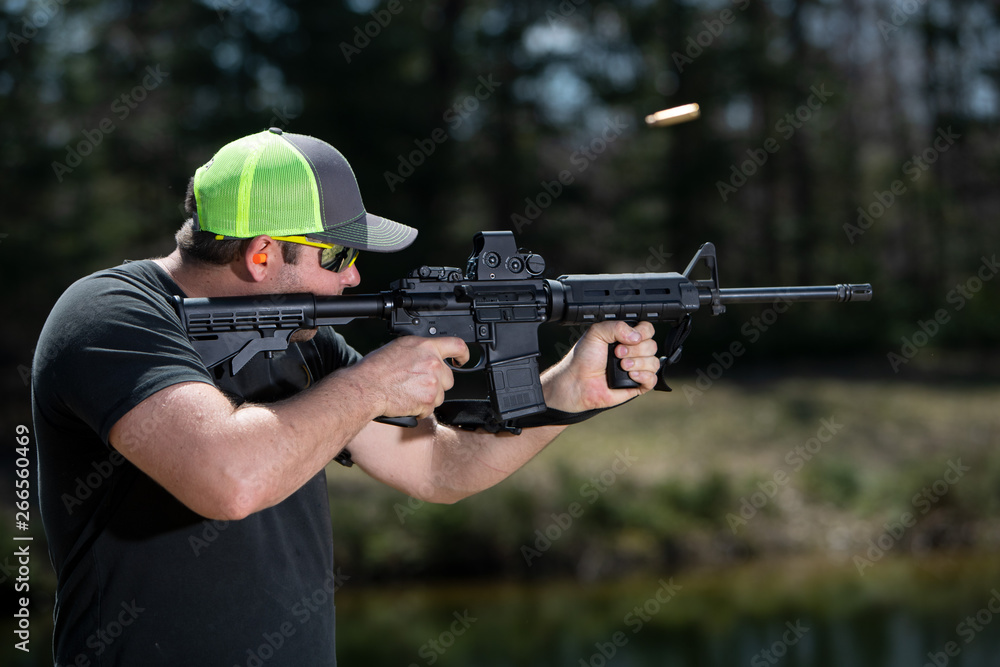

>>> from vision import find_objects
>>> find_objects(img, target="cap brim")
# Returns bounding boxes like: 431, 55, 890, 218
307, 213, 417, 252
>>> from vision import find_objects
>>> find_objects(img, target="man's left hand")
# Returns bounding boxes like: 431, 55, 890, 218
541, 321, 659, 414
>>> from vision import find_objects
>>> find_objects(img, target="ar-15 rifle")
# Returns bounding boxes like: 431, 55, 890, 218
175, 231, 872, 433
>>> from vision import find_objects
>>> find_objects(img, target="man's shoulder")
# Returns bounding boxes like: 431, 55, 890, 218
72, 259, 178, 297
38, 260, 186, 362
52, 260, 179, 318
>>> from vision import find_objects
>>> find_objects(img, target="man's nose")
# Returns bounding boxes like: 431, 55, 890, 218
339, 263, 361, 288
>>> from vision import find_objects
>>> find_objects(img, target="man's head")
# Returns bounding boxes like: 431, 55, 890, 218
176, 128, 417, 275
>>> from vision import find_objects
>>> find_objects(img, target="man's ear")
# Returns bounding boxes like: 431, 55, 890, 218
243, 236, 280, 282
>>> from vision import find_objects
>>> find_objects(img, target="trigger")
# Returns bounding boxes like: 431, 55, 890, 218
448, 356, 485, 373
448, 347, 486, 373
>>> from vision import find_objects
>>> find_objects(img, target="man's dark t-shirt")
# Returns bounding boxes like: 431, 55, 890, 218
31, 260, 360, 666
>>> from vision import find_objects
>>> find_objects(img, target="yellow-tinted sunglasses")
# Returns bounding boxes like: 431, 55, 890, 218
269, 236, 359, 273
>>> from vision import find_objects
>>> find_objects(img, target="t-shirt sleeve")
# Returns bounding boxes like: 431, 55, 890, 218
35, 271, 215, 447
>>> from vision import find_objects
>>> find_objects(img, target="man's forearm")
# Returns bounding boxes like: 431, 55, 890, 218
350, 364, 573, 504
420, 362, 581, 501
416, 420, 568, 504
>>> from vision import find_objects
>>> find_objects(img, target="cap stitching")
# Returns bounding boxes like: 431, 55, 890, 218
273, 133, 323, 234
280, 134, 327, 230
285, 135, 370, 228
237, 138, 265, 236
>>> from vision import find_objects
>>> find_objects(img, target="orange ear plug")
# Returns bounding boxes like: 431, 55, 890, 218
252, 253, 267, 264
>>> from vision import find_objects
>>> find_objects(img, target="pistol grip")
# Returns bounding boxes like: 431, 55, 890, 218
488, 355, 547, 421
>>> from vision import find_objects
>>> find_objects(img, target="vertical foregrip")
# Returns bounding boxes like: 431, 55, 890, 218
607, 343, 641, 389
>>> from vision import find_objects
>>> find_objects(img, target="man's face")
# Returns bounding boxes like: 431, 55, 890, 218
275, 246, 361, 297
269, 246, 361, 343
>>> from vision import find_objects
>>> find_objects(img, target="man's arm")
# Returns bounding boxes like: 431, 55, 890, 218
108, 335, 470, 521
345, 321, 659, 503
109, 320, 655, 519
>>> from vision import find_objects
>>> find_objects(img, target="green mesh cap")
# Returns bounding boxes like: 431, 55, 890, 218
192, 128, 417, 251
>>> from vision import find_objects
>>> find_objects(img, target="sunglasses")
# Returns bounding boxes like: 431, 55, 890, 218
270, 236, 360, 273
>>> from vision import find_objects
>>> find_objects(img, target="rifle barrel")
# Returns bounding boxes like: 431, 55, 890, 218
704, 283, 873, 305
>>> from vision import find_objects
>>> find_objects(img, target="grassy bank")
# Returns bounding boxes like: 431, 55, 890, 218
326, 374, 1000, 581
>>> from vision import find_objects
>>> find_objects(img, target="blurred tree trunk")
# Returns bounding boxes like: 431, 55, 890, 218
787, 0, 817, 284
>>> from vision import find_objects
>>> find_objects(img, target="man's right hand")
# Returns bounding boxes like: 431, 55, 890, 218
351, 336, 470, 420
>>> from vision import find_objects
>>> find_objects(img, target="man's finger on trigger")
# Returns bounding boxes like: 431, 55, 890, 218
438, 337, 471, 364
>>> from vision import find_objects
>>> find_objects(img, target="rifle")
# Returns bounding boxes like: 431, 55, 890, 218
174, 231, 872, 433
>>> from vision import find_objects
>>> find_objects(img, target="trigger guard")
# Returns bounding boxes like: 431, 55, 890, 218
447, 354, 485, 373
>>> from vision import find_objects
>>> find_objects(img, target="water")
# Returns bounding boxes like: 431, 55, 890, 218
337, 593, 1000, 666
8, 555, 1000, 666
335, 556, 1000, 667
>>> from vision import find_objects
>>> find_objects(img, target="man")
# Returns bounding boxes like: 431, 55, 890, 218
32, 128, 659, 665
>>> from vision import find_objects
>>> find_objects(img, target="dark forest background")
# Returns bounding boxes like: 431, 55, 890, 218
2, 1, 1000, 662
3, 0, 999, 393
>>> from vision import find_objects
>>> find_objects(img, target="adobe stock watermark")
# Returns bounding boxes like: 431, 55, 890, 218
853, 458, 970, 575
923, 588, 1000, 667
887, 254, 998, 372
384, 74, 502, 192
291, 567, 350, 625
60, 407, 168, 516
407, 610, 477, 667
510, 115, 629, 233
671, 0, 752, 73
267, 104, 299, 131
681, 296, 793, 405
716, 84, 833, 202
877, 0, 928, 42
210, 0, 246, 20
544, 0, 587, 26
726, 416, 845, 533
750, 620, 810, 666
67, 599, 145, 665
189, 519, 232, 556
6, 0, 71, 54
578, 578, 682, 667
51, 65, 170, 182
60, 451, 128, 516
843, 126, 960, 244
521, 449, 638, 566
339, 0, 414, 63
234, 568, 350, 667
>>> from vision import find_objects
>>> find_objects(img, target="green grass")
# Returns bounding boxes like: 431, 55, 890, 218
326, 375, 1000, 580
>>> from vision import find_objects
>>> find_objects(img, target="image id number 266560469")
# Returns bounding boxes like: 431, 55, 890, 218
13, 424, 33, 653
